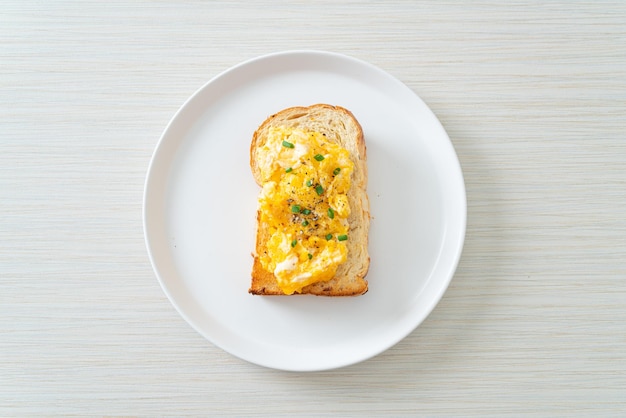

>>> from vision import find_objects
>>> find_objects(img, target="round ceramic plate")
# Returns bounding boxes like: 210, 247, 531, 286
143, 50, 466, 371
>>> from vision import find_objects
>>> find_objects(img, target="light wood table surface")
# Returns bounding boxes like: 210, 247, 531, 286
2, 1, 625, 416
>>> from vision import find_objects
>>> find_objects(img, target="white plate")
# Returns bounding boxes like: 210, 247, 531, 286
143, 50, 466, 371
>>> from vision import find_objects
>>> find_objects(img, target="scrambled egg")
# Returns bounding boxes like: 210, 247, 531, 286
257, 126, 354, 294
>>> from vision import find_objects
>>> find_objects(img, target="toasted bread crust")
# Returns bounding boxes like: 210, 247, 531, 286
249, 104, 369, 296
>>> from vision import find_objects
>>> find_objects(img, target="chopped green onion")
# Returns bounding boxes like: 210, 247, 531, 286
302, 208, 311, 215
307, 253, 313, 260
291, 205, 301, 213
325, 234, 333, 241
291, 239, 297, 247
314, 154, 325, 161
306, 179, 313, 187
327, 208, 335, 219
282, 140, 294, 148
285, 167, 293, 173
333, 167, 341, 175
315, 184, 324, 196
302, 220, 309, 226
337, 234, 348, 241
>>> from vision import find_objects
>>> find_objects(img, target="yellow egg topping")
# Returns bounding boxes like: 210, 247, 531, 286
257, 126, 354, 295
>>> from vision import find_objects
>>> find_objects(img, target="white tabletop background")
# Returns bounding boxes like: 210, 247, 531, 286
2, 1, 625, 416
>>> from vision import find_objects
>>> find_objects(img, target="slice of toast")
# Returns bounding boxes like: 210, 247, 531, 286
249, 104, 370, 296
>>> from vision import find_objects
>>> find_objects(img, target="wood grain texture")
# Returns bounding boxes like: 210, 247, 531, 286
1, 1, 625, 416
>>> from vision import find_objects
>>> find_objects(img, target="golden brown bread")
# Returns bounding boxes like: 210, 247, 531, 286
249, 104, 370, 296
